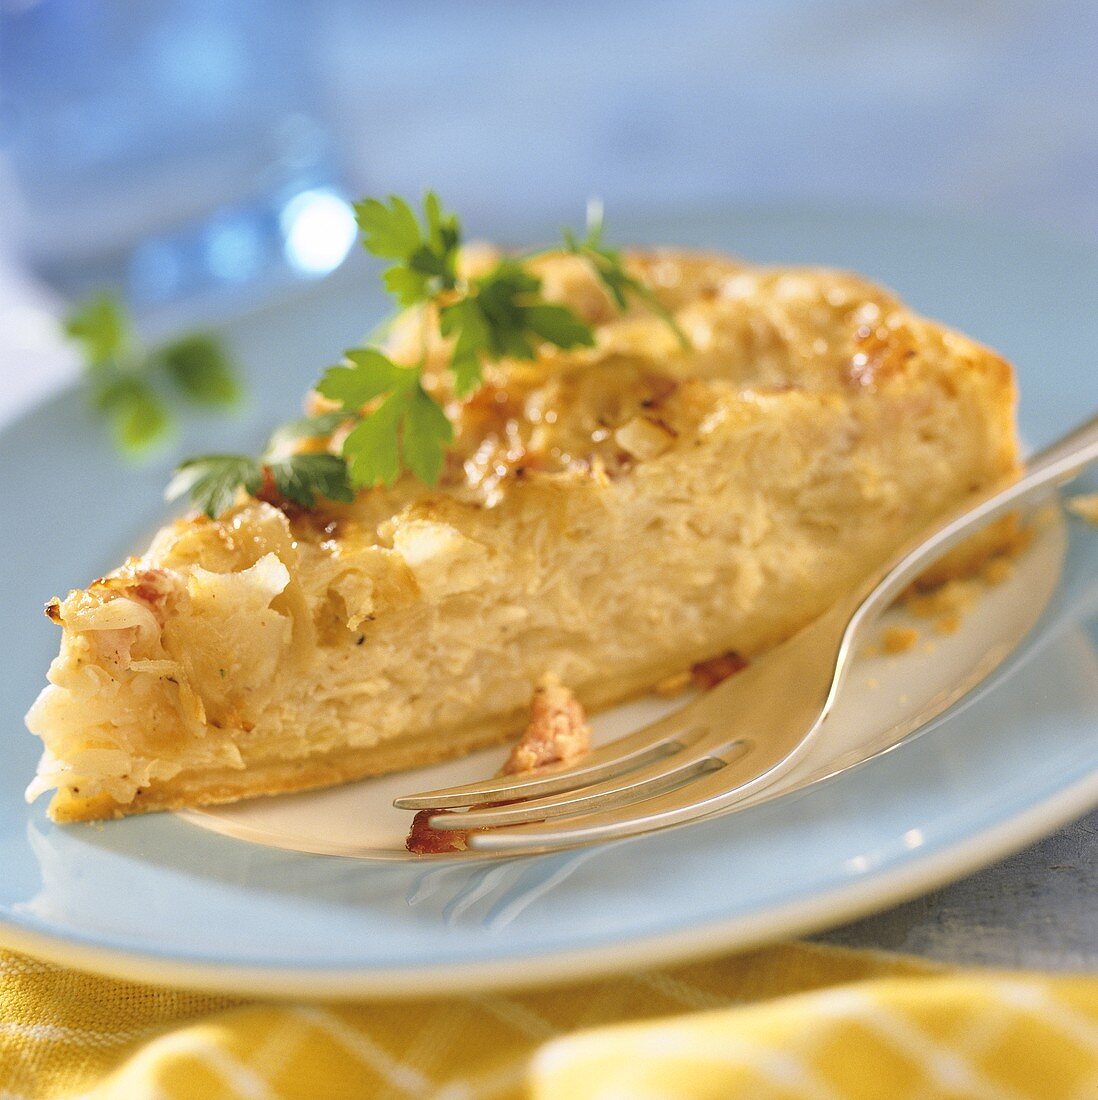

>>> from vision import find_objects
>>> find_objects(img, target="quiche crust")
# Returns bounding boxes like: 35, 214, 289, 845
26, 249, 1019, 821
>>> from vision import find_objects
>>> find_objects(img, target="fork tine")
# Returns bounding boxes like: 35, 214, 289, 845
465, 768, 763, 852
392, 704, 706, 810
427, 731, 749, 830
465, 715, 824, 852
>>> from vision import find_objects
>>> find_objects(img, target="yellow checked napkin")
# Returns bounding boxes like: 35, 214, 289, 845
1, 942, 1095, 1099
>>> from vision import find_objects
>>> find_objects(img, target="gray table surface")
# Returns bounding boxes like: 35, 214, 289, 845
817, 810, 1097, 970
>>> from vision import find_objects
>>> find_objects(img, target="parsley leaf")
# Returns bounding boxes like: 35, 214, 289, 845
84, 358, 171, 455
156, 333, 241, 406
339, 392, 406, 487
317, 350, 452, 487
66, 291, 244, 458
64, 294, 127, 365
166, 455, 263, 519
266, 452, 355, 509
355, 192, 460, 306
401, 385, 453, 484
382, 266, 431, 308
477, 261, 596, 358
438, 297, 491, 396
471, 261, 542, 359
439, 261, 595, 393
424, 191, 460, 263
104, 379, 171, 454
316, 348, 409, 407
523, 303, 598, 348
354, 195, 422, 258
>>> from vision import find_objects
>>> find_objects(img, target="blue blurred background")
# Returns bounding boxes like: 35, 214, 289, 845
0, 0, 1096, 313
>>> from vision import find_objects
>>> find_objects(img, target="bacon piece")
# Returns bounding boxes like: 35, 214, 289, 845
405, 674, 592, 854
690, 651, 748, 690
406, 809, 469, 854
75, 564, 181, 628
640, 372, 680, 407
129, 568, 177, 614
502, 674, 592, 775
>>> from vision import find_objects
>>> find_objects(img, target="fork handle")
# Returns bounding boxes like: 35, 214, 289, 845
847, 409, 1098, 638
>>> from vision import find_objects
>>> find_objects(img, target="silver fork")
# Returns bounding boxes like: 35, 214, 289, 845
395, 411, 1098, 854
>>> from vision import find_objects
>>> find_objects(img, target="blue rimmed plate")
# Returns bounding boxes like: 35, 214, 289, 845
1, 207, 1095, 997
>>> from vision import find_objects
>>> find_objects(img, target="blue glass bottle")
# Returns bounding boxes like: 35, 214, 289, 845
1, 0, 355, 310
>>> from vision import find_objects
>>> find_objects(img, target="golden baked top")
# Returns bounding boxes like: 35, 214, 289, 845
340, 247, 1012, 507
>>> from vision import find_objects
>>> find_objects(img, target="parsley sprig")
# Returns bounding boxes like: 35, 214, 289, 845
440, 260, 595, 397
355, 193, 460, 307
170, 192, 687, 518
66, 294, 242, 455
166, 416, 354, 519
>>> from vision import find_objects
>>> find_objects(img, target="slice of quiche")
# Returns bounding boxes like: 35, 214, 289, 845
26, 248, 1019, 821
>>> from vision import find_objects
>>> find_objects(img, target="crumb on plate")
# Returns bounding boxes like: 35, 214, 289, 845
881, 625, 920, 654
1067, 492, 1098, 525
982, 557, 1014, 585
